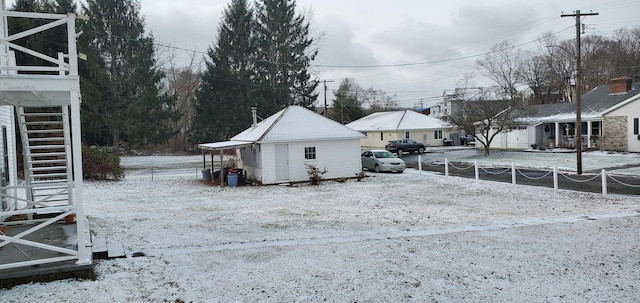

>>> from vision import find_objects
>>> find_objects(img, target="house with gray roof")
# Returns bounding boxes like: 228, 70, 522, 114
491, 76, 640, 152
346, 110, 449, 149
199, 106, 365, 185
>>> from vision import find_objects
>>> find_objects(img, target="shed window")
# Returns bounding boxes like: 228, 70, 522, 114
634, 118, 639, 135
304, 146, 316, 160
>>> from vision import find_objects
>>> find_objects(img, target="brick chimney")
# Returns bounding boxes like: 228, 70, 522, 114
609, 76, 633, 94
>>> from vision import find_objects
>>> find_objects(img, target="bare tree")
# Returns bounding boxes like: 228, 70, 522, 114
476, 41, 526, 101
155, 43, 204, 152
363, 88, 399, 112
443, 89, 535, 156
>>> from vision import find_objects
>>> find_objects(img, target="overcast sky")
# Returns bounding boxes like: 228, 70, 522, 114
7, 0, 639, 108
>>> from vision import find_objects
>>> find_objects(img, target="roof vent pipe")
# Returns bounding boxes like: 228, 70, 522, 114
251, 106, 258, 127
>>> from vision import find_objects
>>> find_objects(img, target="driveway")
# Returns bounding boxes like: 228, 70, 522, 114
400, 147, 640, 196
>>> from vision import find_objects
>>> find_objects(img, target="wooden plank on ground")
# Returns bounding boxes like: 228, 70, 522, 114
91, 237, 108, 260
107, 241, 126, 259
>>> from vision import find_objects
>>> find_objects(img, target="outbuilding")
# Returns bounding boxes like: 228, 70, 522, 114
199, 106, 365, 185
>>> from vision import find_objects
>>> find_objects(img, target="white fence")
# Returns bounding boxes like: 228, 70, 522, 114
417, 156, 640, 197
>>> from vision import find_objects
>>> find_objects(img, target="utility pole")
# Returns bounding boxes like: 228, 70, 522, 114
561, 10, 598, 175
323, 79, 334, 117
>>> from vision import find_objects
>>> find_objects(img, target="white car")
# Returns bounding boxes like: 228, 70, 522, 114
361, 150, 406, 173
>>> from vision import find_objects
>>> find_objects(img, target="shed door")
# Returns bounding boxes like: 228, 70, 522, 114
275, 144, 289, 181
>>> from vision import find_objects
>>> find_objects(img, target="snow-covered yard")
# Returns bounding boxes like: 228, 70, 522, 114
3, 154, 640, 302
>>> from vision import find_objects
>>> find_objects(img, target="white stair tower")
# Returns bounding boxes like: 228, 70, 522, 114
0, 2, 89, 272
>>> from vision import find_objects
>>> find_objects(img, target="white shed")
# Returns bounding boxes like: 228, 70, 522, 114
199, 106, 365, 185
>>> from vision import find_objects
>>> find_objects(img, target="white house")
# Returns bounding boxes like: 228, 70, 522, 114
346, 110, 449, 149
199, 106, 365, 185
488, 77, 640, 152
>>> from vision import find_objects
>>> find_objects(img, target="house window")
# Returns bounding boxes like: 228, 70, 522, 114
405, 131, 410, 139
591, 122, 601, 136
380, 132, 384, 141
634, 118, 639, 135
304, 146, 316, 160
434, 129, 443, 140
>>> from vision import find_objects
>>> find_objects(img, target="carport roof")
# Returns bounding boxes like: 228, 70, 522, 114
198, 141, 253, 151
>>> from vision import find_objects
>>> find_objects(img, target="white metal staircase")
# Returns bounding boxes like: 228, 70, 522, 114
18, 106, 73, 208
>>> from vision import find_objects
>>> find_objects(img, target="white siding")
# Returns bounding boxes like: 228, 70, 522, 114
0, 105, 17, 210
360, 129, 450, 149
488, 128, 530, 150
606, 100, 640, 153
259, 139, 362, 185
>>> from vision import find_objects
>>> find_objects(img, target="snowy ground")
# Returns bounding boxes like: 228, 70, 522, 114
3, 153, 640, 302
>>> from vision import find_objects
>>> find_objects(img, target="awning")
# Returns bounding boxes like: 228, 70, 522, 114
198, 140, 254, 151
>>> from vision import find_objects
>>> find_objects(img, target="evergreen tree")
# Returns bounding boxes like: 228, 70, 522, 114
78, 0, 178, 148
253, 0, 319, 116
191, 0, 255, 143
330, 78, 364, 124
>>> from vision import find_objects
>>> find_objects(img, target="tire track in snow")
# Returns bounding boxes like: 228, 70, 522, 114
140, 210, 640, 257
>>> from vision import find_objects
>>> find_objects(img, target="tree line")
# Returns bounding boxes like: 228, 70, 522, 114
8, 0, 319, 151
8, 0, 640, 153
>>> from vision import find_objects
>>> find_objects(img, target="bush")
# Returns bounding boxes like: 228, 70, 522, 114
305, 163, 327, 185
82, 144, 124, 180
355, 171, 368, 181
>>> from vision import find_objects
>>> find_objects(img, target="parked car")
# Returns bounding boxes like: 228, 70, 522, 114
464, 136, 476, 146
361, 150, 406, 173
385, 139, 426, 154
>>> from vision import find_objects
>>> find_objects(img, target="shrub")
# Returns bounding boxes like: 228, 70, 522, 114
82, 144, 124, 180
355, 171, 368, 181
305, 163, 327, 185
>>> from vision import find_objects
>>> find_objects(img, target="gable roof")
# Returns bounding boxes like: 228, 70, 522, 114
231, 106, 365, 143
346, 110, 445, 131
531, 83, 640, 122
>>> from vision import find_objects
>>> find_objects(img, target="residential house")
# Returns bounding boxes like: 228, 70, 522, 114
489, 76, 640, 152
346, 110, 449, 149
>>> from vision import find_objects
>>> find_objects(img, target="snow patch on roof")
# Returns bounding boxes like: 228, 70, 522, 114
232, 106, 365, 142
347, 110, 445, 131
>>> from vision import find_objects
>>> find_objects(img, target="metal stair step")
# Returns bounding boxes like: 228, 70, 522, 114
26, 144, 66, 149
24, 121, 63, 125
27, 137, 65, 142
30, 179, 69, 184
27, 159, 67, 165
30, 166, 68, 172
20, 112, 63, 117
26, 129, 64, 134
31, 172, 69, 178
27, 152, 67, 157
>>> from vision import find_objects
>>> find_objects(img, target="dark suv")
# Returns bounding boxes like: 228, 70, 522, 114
385, 139, 426, 155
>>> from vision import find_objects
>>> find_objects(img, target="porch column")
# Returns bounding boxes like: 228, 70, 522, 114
554, 122, 560, 147
587, 121, 592, 148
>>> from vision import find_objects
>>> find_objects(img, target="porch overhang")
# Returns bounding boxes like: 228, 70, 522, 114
198, 140, 254, 151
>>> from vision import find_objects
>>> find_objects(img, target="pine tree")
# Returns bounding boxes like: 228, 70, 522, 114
191, 0, 255, 143
78, 0, 178, 148
253, 0, 319, 116
330, 78, 364, 124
